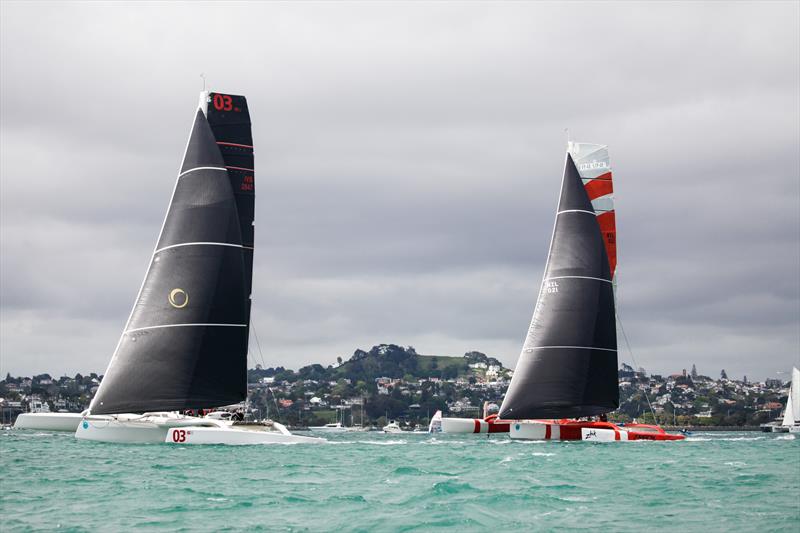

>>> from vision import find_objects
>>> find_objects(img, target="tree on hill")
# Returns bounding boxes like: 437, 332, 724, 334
350, 349, 369, 361
298, 364, 328, 381
464, 351, 488, 364
463, 351, 503, 367
334, 344, 424, 382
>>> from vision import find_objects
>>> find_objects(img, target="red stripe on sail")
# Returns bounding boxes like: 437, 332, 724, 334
584, 177, 614, 201
597, 211, 617, 277
217, 141, 254, 149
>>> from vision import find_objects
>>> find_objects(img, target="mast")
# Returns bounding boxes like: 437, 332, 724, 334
498, 153, 618, 420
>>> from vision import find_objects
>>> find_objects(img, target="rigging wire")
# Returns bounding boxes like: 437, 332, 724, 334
250, 323, 281, 420
616, 310, 660, 425
612, 172, 659, 427
251, 324, 267, 370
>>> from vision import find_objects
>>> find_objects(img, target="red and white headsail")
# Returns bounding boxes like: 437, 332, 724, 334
568, 142, 617, 279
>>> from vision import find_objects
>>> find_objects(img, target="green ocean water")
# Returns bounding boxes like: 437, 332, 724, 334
1, 430, 798, 532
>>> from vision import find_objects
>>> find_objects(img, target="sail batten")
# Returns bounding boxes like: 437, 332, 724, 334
178, 166, 228, 178
154, 242, 252, 253
545, 275, 613, 283
124, 323, 248, 334
90, 94, 254, 415
524, 346, 618, 352
498, 152, 618, 420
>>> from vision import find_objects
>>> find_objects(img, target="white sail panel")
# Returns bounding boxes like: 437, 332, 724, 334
782, 396, 794, 426
784, 367, 800, 426
568, 142, 616, 279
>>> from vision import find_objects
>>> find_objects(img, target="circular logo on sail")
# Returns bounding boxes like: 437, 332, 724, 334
168, 288, 189, 309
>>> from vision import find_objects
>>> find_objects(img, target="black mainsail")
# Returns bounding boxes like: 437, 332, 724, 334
498, 153, 618, 420
90, 93, 254, 415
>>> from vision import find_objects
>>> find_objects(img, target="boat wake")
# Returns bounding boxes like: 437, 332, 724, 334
357, 439, 407, 446
685, 436, 765, 442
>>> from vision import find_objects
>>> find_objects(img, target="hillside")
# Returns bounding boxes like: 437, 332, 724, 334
248, 344, 507, 385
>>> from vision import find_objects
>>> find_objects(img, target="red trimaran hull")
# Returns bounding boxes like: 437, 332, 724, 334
452, 415, 685, 441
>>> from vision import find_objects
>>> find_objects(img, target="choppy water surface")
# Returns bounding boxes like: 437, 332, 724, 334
1, 430, 798, 532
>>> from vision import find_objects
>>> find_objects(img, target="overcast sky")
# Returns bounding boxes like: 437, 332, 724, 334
1, 2, 798, 381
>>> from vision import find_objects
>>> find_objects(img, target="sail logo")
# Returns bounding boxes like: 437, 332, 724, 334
578, 160, 609, 171
168, 288, 189, 309
544, 281, 559, 294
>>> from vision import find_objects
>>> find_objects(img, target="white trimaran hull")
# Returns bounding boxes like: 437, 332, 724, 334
75, 413, 323, 445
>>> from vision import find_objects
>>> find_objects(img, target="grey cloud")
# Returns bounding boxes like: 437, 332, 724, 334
1, 1, 798, 381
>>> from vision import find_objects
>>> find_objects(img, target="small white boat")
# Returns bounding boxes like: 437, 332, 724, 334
308, 422, 351, 433
382, 420, 402, 433
779, 367, 800, 433
760, 421, 789, 433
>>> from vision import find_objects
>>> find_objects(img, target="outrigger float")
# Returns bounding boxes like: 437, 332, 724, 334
440, 414, 510, 434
